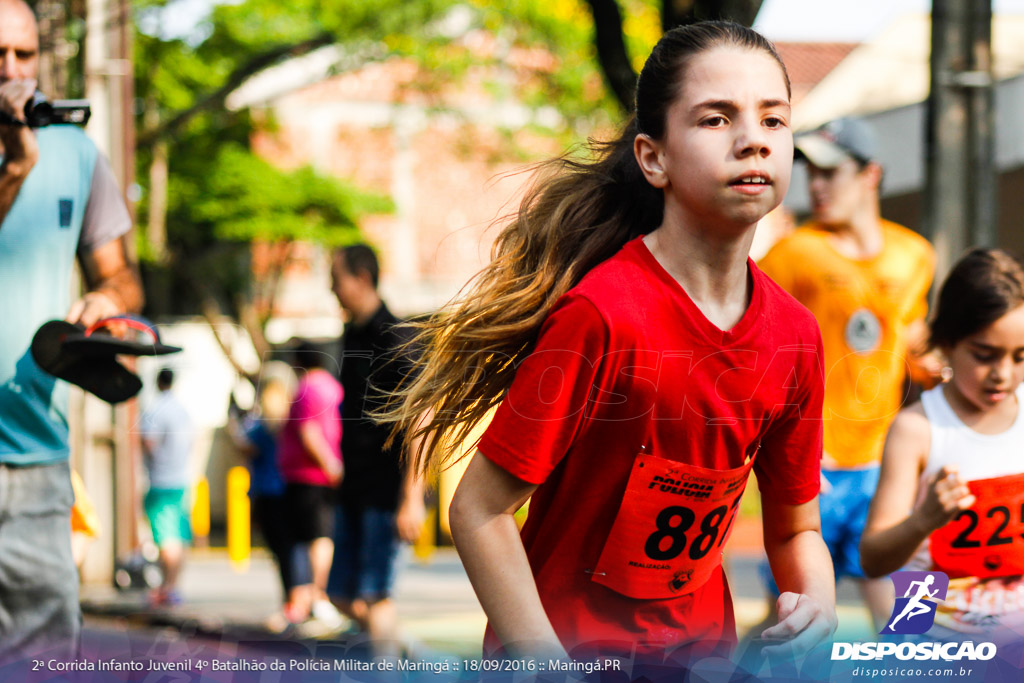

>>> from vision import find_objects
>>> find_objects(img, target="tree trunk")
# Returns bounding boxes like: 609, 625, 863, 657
146, 94, 169, 264
585, 0, 638, 112
35, 0, 69, 96
142, 92, 172, 316
200, 296, 259, 389
587, 0, 765, 112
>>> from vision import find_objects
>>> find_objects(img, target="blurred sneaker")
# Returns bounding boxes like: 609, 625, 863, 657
263, 612, 295, 635
295, 615, 345, 639
147, 587, 183, 608
264, 603, 306, 635
162, 588, 183, 606
283, 602, 306, 623
311, 600, 348, 631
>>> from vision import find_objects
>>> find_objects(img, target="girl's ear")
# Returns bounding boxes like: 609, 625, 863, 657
634, 134, 668, 189
936, 346, 953, 382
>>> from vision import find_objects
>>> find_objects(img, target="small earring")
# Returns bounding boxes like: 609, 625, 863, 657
940, 366, 953, 383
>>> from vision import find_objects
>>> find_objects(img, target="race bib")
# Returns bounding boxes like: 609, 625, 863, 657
930, 473, 1024, 579
590, 450, 755, 599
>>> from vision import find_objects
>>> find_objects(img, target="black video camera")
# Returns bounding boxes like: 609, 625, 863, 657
22, 91, 91, 127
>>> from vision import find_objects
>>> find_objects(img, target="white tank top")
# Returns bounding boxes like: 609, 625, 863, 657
919, 383, 1024, 483
904, 384, 1024, 635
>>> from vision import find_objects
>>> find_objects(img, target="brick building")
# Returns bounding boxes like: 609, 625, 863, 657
231, 39, 568, 324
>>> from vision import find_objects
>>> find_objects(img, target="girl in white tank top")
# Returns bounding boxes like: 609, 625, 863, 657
861, 249, 1024, 637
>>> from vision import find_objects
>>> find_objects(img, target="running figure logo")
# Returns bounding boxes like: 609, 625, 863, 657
880, 571, 949, 635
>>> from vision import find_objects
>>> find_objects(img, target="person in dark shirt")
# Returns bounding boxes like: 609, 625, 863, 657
327, 244, 425, 656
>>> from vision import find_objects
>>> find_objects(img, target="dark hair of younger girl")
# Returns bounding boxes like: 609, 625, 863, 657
379, 21, 792, 475
930, 248, 1024, 349
291, 340, 329, 371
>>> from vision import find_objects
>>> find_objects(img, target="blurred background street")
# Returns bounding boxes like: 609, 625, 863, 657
78, 521, 877, 661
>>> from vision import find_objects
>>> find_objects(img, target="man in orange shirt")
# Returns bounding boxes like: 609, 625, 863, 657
758, 117, 939, 630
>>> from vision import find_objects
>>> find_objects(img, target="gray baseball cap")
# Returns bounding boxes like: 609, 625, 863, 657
794, 117, 879, 169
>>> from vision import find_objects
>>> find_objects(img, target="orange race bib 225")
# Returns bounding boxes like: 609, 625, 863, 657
930, 473, 1024, 579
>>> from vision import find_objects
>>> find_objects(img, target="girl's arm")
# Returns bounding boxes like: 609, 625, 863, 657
225, 413, 256, 457
395, 464, 426, 543
396, 409, 431, 543
860, 405, 974, 577
449, 451, 567, 660
760, 496, 838, 656
298, 421, 343, 486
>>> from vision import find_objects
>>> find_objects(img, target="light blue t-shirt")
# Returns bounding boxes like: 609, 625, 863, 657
140, 391, 193, 489
0, 126, 129, 465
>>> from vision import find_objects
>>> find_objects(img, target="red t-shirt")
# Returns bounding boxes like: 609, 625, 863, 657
478, 236, 823, 658
278, 369, 344, 487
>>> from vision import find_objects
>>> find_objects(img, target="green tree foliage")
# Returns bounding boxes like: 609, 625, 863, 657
133, 1, 401, 325
133, 0, 595, 324
191, 146, 391, 244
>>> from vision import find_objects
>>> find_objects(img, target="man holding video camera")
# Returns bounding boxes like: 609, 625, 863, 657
0, 0, 142, 662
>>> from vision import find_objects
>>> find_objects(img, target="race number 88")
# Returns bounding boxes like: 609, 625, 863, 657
643, 496, 740, 561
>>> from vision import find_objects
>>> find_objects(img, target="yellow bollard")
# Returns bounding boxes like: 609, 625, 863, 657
192, 477, 210, 546
227, 466, 251, 573
413, 507, 436, 561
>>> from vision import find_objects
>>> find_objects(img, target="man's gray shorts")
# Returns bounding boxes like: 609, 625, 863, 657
0, 461, 79, 662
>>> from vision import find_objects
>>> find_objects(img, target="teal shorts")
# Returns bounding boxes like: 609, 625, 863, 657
144, 487, 192, 546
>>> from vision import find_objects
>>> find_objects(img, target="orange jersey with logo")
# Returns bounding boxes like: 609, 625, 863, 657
758, 220, 934, 468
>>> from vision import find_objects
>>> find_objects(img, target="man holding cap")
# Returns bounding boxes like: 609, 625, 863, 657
757, 117, 938, 630
0, 0, 142, 663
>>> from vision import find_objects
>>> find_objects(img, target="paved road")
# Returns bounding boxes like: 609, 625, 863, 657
79, 546, 876, 661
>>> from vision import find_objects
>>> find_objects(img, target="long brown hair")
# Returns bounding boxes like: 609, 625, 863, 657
380, 21, 791, 475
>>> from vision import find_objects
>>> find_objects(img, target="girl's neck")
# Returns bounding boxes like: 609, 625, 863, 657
942, 382, 1020, 436
643, 219, 754, 331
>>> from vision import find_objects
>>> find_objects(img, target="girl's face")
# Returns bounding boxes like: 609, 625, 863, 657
945, 304, 1024, 413
637, 46, 792, 231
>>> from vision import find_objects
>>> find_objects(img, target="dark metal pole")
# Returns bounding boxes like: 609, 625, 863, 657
968, 1, 997, 248
925, 0, 969, 282
924, 0, 996, 283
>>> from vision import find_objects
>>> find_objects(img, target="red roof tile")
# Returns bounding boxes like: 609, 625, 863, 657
774, 42, 859, 104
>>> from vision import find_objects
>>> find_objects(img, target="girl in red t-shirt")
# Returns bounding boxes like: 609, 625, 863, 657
381, 21, 836, 667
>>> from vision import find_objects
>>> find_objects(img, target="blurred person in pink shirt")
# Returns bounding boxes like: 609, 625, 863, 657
277, 341, 344, 632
